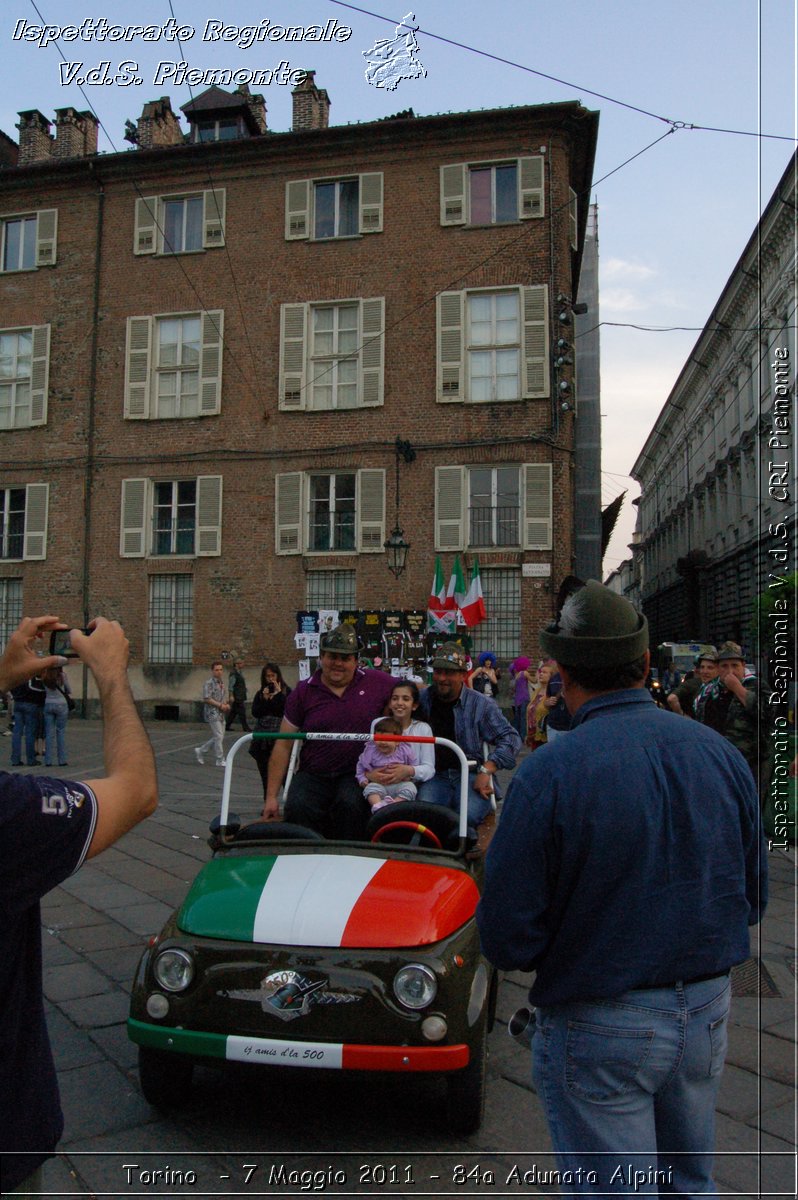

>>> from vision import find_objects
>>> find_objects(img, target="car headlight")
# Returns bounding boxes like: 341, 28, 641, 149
393, 964, 437, 1010
153, 948, 195, 993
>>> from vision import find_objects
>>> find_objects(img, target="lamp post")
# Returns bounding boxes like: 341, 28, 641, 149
384, 437, 415, 579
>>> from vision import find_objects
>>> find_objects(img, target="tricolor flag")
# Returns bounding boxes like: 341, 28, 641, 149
428, 555, 447, 610
460, 558, 487, 627
445, 555, 466, 611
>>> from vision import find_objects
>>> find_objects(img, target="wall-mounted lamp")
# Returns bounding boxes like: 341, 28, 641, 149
384, 437, 416, 579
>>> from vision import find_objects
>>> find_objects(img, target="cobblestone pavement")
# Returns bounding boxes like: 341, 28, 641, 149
7, 717, 794, 1197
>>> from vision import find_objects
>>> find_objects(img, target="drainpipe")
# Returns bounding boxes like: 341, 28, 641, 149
80, 167, 104, 714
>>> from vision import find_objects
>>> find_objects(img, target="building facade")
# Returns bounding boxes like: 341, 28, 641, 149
0, 79, 598, 712
629, 151, 796, 657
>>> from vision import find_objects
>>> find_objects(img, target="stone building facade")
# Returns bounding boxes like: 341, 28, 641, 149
0, 79, 598, 712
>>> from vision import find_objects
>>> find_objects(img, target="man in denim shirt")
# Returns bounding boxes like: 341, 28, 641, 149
478, 582, 767, 1197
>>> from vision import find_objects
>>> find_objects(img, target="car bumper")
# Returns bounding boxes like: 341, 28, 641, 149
128, 1018, 470, 1072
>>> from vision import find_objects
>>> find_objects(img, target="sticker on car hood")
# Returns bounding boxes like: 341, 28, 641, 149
178, 854, 479, 947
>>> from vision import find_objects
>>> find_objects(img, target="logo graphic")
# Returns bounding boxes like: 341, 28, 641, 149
224, 970, 360, 1022
362, 11, 426, 91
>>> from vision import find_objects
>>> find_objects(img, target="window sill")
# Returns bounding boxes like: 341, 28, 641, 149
0, 266, 39, 274
306, 234, 365, 244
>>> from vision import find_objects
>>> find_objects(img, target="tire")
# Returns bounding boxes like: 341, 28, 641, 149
138, 1045, 194, 1109
445, 1015, 487, 1134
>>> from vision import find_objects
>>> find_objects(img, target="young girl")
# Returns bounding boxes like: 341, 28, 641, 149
385, 680, 436, 785
526, 661, 553, 750
356, 716, 418, 811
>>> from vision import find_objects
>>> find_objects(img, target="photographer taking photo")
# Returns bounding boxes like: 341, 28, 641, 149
0, 614, 158, 1195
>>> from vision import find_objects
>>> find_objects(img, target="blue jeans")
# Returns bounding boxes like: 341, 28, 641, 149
11, 701, 40, 765
44, 705, 69, 765
532, 975, 731, 1196
418, 769, 492, 829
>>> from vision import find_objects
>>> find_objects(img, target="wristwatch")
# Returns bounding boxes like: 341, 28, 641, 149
476, 764, 492, 775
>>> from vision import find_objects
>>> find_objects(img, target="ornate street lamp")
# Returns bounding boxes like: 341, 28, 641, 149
384, 437, 415, 579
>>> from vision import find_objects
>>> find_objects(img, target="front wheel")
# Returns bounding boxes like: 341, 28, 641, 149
445, 1016, 487, 1134
139, 1045, 194, 1109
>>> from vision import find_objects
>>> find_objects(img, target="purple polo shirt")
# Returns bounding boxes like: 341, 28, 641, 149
284, 667, 397, 775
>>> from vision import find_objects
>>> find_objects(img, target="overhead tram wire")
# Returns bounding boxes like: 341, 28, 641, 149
27, 0, 264, 410
327, 0, 797, 143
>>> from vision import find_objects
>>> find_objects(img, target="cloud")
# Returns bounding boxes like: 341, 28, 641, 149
602, 257, 656, 282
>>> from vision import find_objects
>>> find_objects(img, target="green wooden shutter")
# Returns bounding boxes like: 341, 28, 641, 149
360, 297, 384, 407
435, 466, 465, 550
199, 310, 224, 414
35, 209, 57, 266
279, 304, 307, 409
275, 472, 303, 554
124, 316, 152, 418
522, 285, 549, 398
29, 325, 50, 425
120, 478, 148, 557
23, 483, 49, 560
196, 475, 223, 555
357, 469, 385, 552
523, 463, 552, 549
436, 291, 464, 402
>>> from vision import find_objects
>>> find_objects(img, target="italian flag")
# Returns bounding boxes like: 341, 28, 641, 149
428, 555, 447, 610
445, 555, 466, 611
460, 559, 487, 627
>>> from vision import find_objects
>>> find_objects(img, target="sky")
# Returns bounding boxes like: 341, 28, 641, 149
2, 0, 796, 575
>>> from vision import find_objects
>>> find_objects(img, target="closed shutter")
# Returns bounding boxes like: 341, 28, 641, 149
23, 483, 48, 560
436, 291, 463, 402
203, 189, 226, 248
279, 304, 307, 409
134, 196, 158, 255
360, 297, 384, 406
120, 479, 148, 557
519, 156, 544, 219
285, 180, 310, 239
523, 463, 552, 550
522, 286, 549, 398
199, 310, 224, 414
29, 325, 50, 425
568, 187, 578, 249
275, 473, 303, 554
435, 466, 465, 550
35, 209, 57, 266
124, 316, 152, 418
357, 469, 385, 552
359, 173, 383, 233
440, 164, 466, 225
196, 475, 223, 555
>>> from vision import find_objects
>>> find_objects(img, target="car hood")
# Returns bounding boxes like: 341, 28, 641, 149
177, 853, 479, 948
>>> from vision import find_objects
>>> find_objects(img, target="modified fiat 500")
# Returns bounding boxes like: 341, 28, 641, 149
127, 731, 497, 1133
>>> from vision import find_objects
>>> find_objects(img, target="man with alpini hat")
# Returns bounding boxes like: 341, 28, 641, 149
478, 580, 767, 1196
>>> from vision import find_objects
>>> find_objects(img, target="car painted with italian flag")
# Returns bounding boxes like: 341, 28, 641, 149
127, 729, 497, 1133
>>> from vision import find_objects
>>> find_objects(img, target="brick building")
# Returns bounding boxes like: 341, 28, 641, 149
0, 78, 598, 713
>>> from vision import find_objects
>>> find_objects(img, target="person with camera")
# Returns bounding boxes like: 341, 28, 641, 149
249, 663, 290, 800
0, 614, 158, 1195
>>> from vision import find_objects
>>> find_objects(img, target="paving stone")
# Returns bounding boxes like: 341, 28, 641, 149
758, 1095, 798, 1143
89, 943, 146, 983
88, 1023, 140, 1073
58, 879, 155, 910
41, 898, 109, 931
59, 989, 131, 1029
716, 1064, 796, 1122
43, 962, 114, 1002
725, 1027, 797, 1085
41, 932, 82, 967
106, 900, 173, 936
58, 921, 144, 953
45, 1006, 106, 1071
58, 1061, 153, 1144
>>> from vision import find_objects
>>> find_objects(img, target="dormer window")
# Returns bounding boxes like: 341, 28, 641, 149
193, 116, 242, 143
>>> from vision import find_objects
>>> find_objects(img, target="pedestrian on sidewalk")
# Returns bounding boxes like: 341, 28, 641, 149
41, 665, 72, 766
225, 658, 250, 732
478, 580, 768, 1197
10, 675, 45, 766
194, 661, 230, 767
0, 614, 158, 1196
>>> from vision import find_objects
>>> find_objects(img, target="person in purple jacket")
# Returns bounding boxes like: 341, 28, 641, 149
355, 716, 418, 811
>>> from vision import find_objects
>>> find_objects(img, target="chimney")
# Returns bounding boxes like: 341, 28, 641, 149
52, 108, 99, 159
134, 97, 184, 148
16, 110, 53, 165
235, 84, 267, 134
0, 129, 19, 168
292, 72, 330, 132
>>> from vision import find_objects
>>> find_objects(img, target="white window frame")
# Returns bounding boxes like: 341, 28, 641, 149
0, 209, 57, 271
124, 310, 223, 420
0, 326, 50, 429
436, 285, 549, 403
120, 476, 222, 558
134, 190, 226, 256
467, 465, 522, 548
148, 575, 194, 664
0, 483, 49, 560
275, 469, 385, 556
434, 463, 552, 551
440, 156, 544, 226
278, 297, 384, 411
285, 173, 383, 240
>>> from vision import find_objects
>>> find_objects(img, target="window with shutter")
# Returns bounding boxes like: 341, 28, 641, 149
0, 326, 49, 429
523, 463, 553, 549
134, 191, 226, 255
275, 473, 303, 555
125, 311, 223, 420
285, 174, 384, 240
440, 157, 544, 226
357, 469, 385, 551
0, 487, 27, 559
1, 213, 37, 271
120, 476, 222, 558
22, 484, 49, 560
279, 298, 384, 411
434, 467, 465, 550
437, 287, 549, 403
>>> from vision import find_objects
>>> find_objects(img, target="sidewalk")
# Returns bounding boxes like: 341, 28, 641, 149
8, 717, 796, 1197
